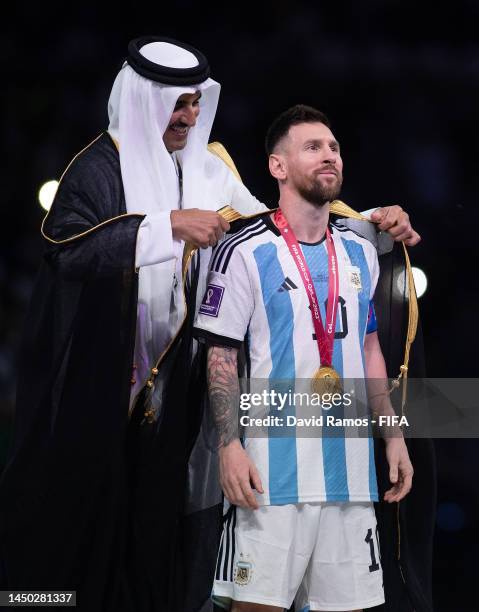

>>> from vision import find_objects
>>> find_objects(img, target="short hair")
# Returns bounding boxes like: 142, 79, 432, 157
265, 104, 331, 155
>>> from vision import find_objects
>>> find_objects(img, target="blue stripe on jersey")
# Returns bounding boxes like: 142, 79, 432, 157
303, 243, 349, 502
254, 242, 298, 505
340, 237, 378, 500
340, 238, 371, 367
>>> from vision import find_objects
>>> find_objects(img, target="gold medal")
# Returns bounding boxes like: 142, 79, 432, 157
311, 366, 342, 395
275, 210, 342, 397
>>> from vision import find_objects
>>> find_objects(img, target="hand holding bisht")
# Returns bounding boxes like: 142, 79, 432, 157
370, 205, 421, 246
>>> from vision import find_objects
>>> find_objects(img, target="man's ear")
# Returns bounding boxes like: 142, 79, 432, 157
269, 153, 287, 181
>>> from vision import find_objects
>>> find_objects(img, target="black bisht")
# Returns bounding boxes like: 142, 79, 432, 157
0, 133, 146, 610
371, 242, 435, 612
0, 131, 242, 611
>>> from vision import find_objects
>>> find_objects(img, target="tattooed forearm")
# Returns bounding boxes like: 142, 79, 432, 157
207, 345, 240, 448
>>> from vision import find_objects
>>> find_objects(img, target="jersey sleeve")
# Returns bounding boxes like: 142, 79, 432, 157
193, 246, 254, 348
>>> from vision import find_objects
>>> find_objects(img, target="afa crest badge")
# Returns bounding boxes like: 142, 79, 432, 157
234, 559, 253, 585
348, 265, 362, 290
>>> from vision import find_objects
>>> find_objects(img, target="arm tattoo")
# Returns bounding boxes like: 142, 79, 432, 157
207, 345, 240, 448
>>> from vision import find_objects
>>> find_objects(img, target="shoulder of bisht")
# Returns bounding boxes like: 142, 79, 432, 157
331, 199, 395, 254
330, 199, 383, 250
41, 132, 143, 245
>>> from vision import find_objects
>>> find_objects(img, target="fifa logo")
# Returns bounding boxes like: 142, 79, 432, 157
205, 288, 214, 304
199, 283, 224, 318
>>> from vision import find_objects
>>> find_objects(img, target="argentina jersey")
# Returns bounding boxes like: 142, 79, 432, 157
194, 213, 380, 505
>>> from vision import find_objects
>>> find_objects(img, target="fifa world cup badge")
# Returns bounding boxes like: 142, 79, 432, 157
234, 557, 253, 585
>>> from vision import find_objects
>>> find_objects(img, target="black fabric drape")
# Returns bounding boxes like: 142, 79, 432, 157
125, 245, 212, 612
0, 133, 143, 611
372, 244, 436, 612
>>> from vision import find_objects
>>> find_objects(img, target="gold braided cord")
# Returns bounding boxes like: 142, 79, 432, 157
181, 205, 256, 276
403, 243, 419, 360
398, 242, 419, 414
216, 205, 243, 223
329, 199, 369, 221
394, 245, 419, 564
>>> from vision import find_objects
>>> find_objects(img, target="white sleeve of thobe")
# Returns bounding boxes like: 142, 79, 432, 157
135, 211, 176, 267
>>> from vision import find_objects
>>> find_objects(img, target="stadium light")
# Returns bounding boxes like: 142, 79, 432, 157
38, 180, 59, 212
412, 267, 428, 298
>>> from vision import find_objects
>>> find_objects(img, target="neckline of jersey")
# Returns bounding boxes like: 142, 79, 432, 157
262, 213, 331, 246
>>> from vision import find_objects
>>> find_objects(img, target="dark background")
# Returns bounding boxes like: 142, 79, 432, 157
1, 2, 477, 610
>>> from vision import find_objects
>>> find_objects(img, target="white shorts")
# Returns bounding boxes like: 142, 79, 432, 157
213, 502, 384, 611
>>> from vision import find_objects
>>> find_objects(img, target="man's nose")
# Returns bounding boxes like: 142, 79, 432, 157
322, 151, 338, 165
182, 105, 197, 126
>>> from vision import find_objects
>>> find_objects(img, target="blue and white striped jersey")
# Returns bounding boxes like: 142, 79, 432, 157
194, 213, 380, 504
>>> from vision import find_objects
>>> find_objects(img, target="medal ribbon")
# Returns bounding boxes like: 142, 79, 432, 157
274, 209, 339, 367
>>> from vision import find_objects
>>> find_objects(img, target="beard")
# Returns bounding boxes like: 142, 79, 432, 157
295, 171, 343, 208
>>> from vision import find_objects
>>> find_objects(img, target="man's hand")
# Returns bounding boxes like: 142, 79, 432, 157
171, 209, 230, 248
370, 205, 421, 246
219, 439, 264, 510
383, 437, 414, 503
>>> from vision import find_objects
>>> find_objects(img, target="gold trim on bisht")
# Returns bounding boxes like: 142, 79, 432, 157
329, 199, 369, 220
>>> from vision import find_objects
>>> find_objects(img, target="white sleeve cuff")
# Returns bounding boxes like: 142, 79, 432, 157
173, 238, 184, 259
135, 211, 176, 267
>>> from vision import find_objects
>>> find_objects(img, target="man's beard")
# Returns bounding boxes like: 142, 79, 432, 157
295, 172, 343, 208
